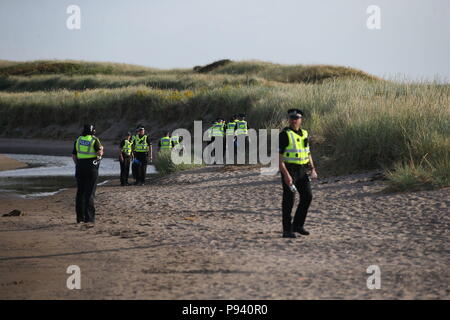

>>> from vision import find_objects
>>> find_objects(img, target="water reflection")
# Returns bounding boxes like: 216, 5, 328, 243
0, 154, 156, 198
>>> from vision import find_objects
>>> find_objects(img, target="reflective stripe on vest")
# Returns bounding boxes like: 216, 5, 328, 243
134, 135, 149, 152
76, 135, 97, 159
122, 139, 133, 156
160, 137, 172, 150
235, 120, 248, 135
226, 121, 237, 135
211, 123, 224, 137
282, 129, 310, 165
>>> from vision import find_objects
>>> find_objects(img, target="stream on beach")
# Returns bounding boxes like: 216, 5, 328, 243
0, 154, 157, 198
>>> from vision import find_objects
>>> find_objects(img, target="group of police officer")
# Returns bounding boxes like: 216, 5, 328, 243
205, 113, 249, 161
73, 109, 317, 238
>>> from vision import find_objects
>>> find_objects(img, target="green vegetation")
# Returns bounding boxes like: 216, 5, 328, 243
153, 150, 204, 175
385, 158, 450, 192
0, 59, 448, 189
206, 60, 380, 83
0, 60, 172, 76
0, 74, 264, 92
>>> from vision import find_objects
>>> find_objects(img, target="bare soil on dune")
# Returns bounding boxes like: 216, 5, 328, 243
0, 166, 448, 299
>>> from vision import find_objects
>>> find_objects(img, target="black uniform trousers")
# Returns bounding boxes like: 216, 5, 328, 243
119, 154, 131, 185
281, 163, 313, 233
75, 159, 99, 223
134, 152, 148, 183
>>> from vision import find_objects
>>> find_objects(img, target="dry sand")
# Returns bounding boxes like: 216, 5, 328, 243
0, 165, 448, 299
0, 154, 28, 171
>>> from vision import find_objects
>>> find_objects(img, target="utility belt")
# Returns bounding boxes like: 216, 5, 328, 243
285, 162, 310, 172
76, 157, 101, 168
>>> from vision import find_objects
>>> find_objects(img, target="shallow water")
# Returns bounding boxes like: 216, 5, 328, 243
0, 154, 156, 198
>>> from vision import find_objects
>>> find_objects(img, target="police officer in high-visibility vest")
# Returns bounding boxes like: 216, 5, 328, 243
225, 114, 238, 162
159, 132, 174, 151
279, 109, 318, 238
132, 125, 152, 186
235, 113, 249, 163
71, 124, 104, 225
171, 134, 184, 155
210, 118, 225, 160
225, 114, 238, 136
119, 131, 133, 186
235, 113, 248, 136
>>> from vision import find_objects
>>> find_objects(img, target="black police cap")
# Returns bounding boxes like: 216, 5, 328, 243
287, 109, 303, 119
83, 124, 96, 135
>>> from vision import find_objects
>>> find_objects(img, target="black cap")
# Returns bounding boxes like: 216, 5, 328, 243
126, 131, 132, 136
136, 125, 145, 131
287, 109, 303, 119
82, 124, 95, 135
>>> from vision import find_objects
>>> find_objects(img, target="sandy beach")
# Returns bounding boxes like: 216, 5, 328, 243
0, 164, 448, 299
0, 154, 28, 172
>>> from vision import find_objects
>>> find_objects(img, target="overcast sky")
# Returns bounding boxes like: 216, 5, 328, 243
1, 0, 449, 81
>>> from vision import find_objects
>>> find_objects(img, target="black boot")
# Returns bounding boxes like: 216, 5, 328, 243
293, 226, 310, 236
282, 232, 296, 238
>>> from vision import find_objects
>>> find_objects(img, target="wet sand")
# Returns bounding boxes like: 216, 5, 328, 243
0, 166, 449, 299
0, 154, 28, 171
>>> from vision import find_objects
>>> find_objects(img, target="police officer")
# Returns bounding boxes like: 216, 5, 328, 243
235, 113, 248, 136
71, 124, 104, 225
171, 133, 184, 155
279, 109, 318, 238
159, 132, 174, 151
210, 117, 225, 161
119, 131, 133, 186
225, 115, 238, 163
225, 114, 238, 136
235, 113, 249, 163
132, 125, 152, 186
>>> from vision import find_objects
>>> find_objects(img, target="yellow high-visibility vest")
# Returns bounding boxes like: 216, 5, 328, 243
133, 135, 149, 152
211, 122, 225, 137
159, 136, 172, 150
76, 135, 98, 159
226, 120, 237, 136
122, 139, 133, 156
171, 136, 180, 145
235, 120, 248, 135
282, 129, 310, 165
